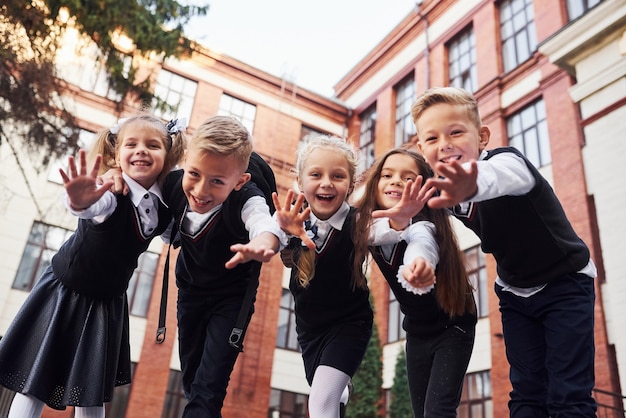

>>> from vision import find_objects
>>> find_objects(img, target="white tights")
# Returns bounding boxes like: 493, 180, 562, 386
8, 393, 104, 418
308, 365, 351, 418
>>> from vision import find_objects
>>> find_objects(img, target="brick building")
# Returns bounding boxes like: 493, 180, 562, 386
1, 0, 624, 417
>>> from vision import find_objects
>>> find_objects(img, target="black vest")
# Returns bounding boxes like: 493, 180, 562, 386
370, 241, 476, 337
162, 170, 263, 297
287, 208, 373, 332
53, 194, 171, 298
453, 147, 590, 287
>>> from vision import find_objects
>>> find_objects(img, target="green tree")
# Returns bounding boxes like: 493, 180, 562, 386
389, 347, 412, 418
347, 321, 383, 418
0, 0, 207, 168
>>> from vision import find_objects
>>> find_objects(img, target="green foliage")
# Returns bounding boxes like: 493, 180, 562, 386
347, 322, 383, 418
389, 347, 412, 418
0, 0, 207, 166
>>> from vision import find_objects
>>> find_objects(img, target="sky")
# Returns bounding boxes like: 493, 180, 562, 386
183, 0, 417, 97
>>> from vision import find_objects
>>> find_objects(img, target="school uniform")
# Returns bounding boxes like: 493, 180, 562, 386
0, 175, 170, 410
370, 220, 476, 418
453, 147, 597, 417
285, 203, 373, 385
162, 169, 283, 418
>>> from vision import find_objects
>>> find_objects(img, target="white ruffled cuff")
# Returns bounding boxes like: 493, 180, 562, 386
396, 265, 435, 295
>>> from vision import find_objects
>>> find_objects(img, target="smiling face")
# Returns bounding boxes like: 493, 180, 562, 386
117, 122, 168, 189
415, 103, 490, 176
376, 153, 420, 210
181, 146, 250, 214
298, 146, 352, 220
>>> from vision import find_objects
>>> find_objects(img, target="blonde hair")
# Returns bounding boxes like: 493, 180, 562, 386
411, 87, 482, 134
188, 115, 253, 173
88, 115, 186, 185
354, 148, 475, 317
293, 134, 367, 289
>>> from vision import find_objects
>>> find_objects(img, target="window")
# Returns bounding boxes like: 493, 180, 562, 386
48, 129, 96, 184
448, 27, 477, 93
506, 99, 550, 168
153, 69, 198, 123
458, 370, 493, 418
567, 0, 603, 21
301, 125, 327, 141
57, 41, 129, 101
276, 288, 299, 350
268, 388, 309, 418
105, 363, 136, 417
161, 370, 188, 418
388, 290, 406, 343
218, 94, 257, 134
358, 105, 377, 174
499, 0, 538, 73
13, 222, 73, 291
127, 251, 159, 317
394, 76, 416, 147
465, 245, 488, 318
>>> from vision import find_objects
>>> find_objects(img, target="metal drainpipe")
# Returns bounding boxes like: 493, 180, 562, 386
416, 1, 430, 89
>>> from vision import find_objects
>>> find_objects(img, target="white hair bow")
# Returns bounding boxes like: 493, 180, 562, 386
166, 117, 187, 134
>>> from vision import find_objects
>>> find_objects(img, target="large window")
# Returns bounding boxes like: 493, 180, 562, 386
153, 69, 198, 122
506, 99, 550, 168
161, 370, 188, 418
48, 129, 96, 184
127, 252, 159, 317
448, 27, 477, 93
567, 0, 604, 21
13, 222, 73, 291
388, 290, 406, 343
276, 288, 299, 351
458, 371, 493, 418
394, 75, 416, 147
218, 94, 257, 134
358, 105, 377, 174
57, 41, 129, 101
268, 388, 309, 418
465, 245, 488, 318
499, 0, 537, 73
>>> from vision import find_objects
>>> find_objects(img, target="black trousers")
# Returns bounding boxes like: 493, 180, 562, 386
406, 324, 475, 418
177, 289, 250, 418
496, 273, 597, 418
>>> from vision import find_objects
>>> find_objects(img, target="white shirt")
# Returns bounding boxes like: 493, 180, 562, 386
177, 195, 288, 249
462, 150, 596, 297
65, 172, 164, 236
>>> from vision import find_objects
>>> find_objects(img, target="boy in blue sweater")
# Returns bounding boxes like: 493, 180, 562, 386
412, 87, 597, 418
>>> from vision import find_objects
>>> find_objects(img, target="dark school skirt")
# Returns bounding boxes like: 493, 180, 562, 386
0, 267, 131, 410
298, 320, 373, 385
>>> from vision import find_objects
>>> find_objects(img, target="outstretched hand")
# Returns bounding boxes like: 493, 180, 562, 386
272, 190, 315, 249
226, 232, 278, 269
424, 160, 478, 209
59, 150, 113, 211
372, 176, 437, 228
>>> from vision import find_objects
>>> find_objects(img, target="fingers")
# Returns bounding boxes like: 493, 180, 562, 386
299, 234, 316, 250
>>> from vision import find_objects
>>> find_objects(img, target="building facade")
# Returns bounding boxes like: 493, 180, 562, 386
0, 0, 624, 417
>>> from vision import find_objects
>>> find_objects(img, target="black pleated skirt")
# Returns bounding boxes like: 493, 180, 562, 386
298, 320, 372, 385
0, 267, 131, 410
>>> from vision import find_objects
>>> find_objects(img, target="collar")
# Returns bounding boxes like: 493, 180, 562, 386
122, 172, 165, 207
311, 201, 350, 231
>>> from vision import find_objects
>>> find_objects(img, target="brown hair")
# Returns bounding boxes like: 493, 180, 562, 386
354, 147, 475, 317
88, 114, 186, 185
